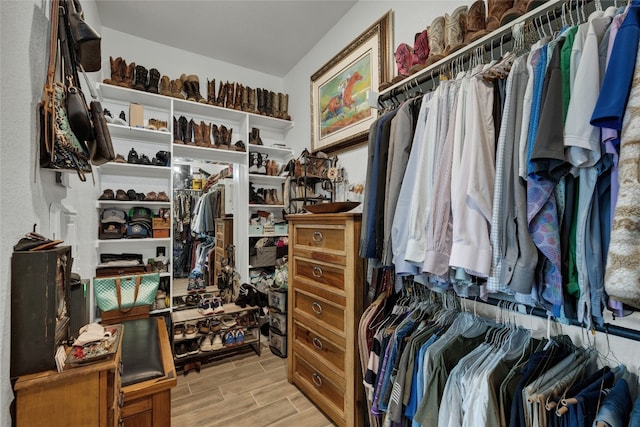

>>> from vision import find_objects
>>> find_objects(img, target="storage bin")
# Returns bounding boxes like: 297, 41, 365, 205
269, 310, 287, 334
250, 246, 277, 267
274, 223, 288, 235
249, 224, 264, 236
152, 217, 170, 229
269, 326, 286, 358
268, 287, 287, 313
153, 229, 170, 238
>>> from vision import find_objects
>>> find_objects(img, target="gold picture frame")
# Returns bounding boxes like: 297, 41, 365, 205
310, 10, 393, 153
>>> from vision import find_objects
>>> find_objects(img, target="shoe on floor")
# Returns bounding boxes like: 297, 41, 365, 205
188, 338, 200, 355
235, 328, 245, 345
175, 342, 188, 358
224, 330, 236, 348
200, 334, 214, 352
212, 333, 223, 350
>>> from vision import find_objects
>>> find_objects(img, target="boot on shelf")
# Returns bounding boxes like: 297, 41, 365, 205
225, 82, 235, 109
146, 68, 161, 94
249, 184, 265, 204
444, 5, 468, 55
187, 75, 207, 103
211, 124, 220, 148
486, 0, 513, 31
280, 94, 291, 121
408, 30, 430, 75
264, 188, 274, 205
160, 75, 171, 96
121, 61, 136, 88
184, 119, 194, 145
272, 189, 282, 205
241, 86, 250, 111
234, 83, 243, 110
226, 128, 233, 148
501, 0, 544, 27
248, 87, 257, 113
173, 116, 183, 144
192, 120, 204, 146
464, 0, 489, 44
271, 92, 281, 118
201, 121, 212, 147
395, 43, 417, 77
264, 90, 272, 116
425, 16, 446, 66
256, 89, 264, 115
215, 81, 225, 107
207, 79, 216, 105
133, 65, 148, 91
170, 78, 185, 99
103, 56, 122, 86
219, 125, 230, 149
249, 127, 263, 145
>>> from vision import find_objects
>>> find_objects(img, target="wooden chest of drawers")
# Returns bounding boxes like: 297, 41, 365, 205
287, 213, 364, 427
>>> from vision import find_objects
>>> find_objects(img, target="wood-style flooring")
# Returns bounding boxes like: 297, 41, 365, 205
171, 341, 336, 426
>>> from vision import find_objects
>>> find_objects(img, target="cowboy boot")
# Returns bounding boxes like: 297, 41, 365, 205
395, 43, 417, 77
191, 120, 202, 146
241, 86, 250, 111
425, 16, 446, 66
215, 81, 225, 107
160, 75, 171, 96
201, 121, 212, 147
211, 124, 220, 148
103, 56, 122, 85
207, 79, 216, 105
226, 128, 233, 148
408, 30, 430, 74
233, 83, 243, 110
133, 65, 148, 91
171, 78, 185, 99
464, 0, 489, 44
264, 188, 274, 205
280, 94, 291, 121
249, 127, 263, 145
248, 87, 257, 113
121, 61, 135, 88
501, 0, 543, 27
486, 0, 513, 31
146, 68, 161, 94
219, 125, 229, 149
173, 116, 183, 144
256, 88, 264, 115
184, 118, 194, 145
444, 5, 467, 55
271, 189, 281, 205
180, 74, 192, 100
271, 92, 280, 118
187, 75, 206, 103
225, 82, 235, 109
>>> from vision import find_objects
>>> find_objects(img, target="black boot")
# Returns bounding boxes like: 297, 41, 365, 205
178, 116, 188, 144
173, 116, 183, 144
146, 68, 160, 93
257, 88, 264, 115
133, 65, 148, 91
249, 127, 263, 145
185, 119, 194, 145
265, 91, 273, 117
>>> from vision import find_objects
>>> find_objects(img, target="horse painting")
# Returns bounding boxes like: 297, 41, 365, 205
321, 71, 363, 120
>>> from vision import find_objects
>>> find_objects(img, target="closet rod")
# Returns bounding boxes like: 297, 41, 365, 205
377, 0, 595, 105
479, 296, 640, 342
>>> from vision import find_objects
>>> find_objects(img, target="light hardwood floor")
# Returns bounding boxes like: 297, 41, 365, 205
171, 341, 336, 426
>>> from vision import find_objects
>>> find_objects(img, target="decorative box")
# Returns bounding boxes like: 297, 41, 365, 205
249, 224, 264, 236
269, 326, 286, 358
153, 229, 170, 238
268, 287, 287, 313
250, 246, 276, 267
152, 217, 170, 229
269, 311, 287, 334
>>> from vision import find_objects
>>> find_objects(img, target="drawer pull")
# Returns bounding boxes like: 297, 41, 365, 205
311, 301, 323, 315
312, 266, 323, 278
118, 390, 125, 408
312, 231, 324, 243
312, 372, 323, 388
313, 337, 324, 350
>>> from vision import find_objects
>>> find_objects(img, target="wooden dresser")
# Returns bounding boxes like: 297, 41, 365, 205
287, 213, 364, 427
13, 330, 124, 427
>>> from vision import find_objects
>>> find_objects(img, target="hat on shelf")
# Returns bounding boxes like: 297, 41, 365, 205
101, 208, 127, 224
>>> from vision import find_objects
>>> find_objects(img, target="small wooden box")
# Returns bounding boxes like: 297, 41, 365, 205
152, 217, 170, 229
153, 229, 170, 238
129, 103, 144, 127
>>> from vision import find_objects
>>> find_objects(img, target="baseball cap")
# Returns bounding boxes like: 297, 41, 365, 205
101, 208, 127, 223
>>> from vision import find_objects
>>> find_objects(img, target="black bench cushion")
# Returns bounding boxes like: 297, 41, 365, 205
121, 318, 164, 387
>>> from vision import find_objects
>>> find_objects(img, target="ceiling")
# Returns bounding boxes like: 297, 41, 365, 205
96, 1, 359, 77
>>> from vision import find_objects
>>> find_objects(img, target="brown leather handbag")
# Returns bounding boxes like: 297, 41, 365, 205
65, 0, 101, 72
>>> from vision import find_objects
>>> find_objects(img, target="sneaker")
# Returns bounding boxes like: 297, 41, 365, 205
235, 328, 245, 345
187, 277, 197, 294
200, 334, 213, 352
175, 342, 188, 358
224, 330, 236, 348
184, 323, 197, 339
173, 323, 185, 339
212, 297, 225, 314
200, 298, 214, 316
188, 339, 200, 355
212, 333, 223, 350
197, 319, 210, 335
196, 277, 206, 293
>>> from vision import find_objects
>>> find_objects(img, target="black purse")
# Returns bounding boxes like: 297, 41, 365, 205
65, 0, 101, 72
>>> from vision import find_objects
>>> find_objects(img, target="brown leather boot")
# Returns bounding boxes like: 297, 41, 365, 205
265, 189, 274, 205
272, 92, 280, 118
425, 16, 446, 66
265, 90, 273, 116
146, 68, 160, 94
207, 79, 216, 105
241, 86, 249, 111
486, 0, 513, 31
215, 81, 225, 107
121, 61, 135, 88
184, 119, 194, 145
133, 65, 148, 91
226, 127, 233, 147
160, 75, 171, 96
173, 116, 183, 144
248, 87, 257, 113
280, 94, 290, 121
256, 88, 264, 115
211, 124, 220, 148
233, 83, 243, 110
103, 56, 122, 86
187, 75, 206, 103
464, 0, 490, 43
201, 121, 212, 147
249, 127, 263, 145
501, 0, 544, 27
171, 78, 185, 99
180, 74, 192, 99
219, 125, 229, 149
225, 82, 235, 109
192, 120, 204, 146
271, 189, 281, 205
444, 5, 468, 55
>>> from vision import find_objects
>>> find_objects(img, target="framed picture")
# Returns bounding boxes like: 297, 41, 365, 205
311, 10, 393, 153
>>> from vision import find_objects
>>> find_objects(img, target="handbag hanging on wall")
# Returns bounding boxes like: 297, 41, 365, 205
93, 273, 160, 313
65, 0, 101, 72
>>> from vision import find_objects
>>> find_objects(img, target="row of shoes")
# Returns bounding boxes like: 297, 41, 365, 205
249, 152, 284, 176
173, 328, 248, 356
387, 0, 543, 86
103, 56, 292, 120
249, 185, 282, 205
98, 188, 170, 202
173, 116, 246, 152
117, 147, 171, 167
103, 109, 170, 132
199, 296, 225, 316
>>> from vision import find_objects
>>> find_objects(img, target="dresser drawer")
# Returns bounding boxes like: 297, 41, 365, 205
292, 352, 345, 424
293, 257, 345, 293
293, 320, 345, 374
293, 224, 346, 252
293, 288, 345, 336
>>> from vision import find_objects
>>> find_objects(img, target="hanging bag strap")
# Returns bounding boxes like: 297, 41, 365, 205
115, 276, 142, 313
43, 0, 61, 162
